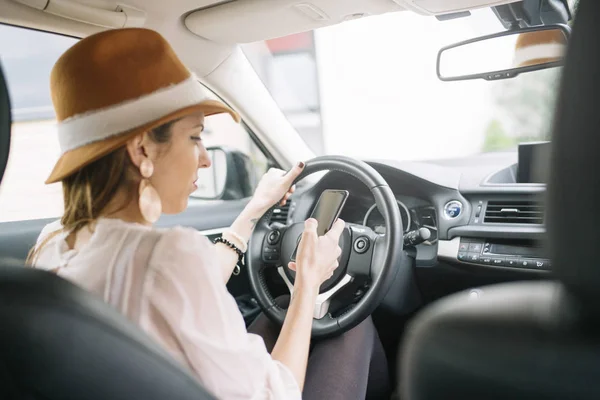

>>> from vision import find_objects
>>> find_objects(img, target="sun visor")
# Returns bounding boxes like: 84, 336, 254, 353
395, 0, 520, 15
185, 0, 521, 45
184, 0, 406, 44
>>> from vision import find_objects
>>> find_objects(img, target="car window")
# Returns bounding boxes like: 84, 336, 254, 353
190, 110, 269, 199
0, 24, 268, 223
0, 25, 75, 223
242, 8, 573, 162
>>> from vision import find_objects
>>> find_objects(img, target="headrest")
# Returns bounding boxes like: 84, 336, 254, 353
0, 63, 11, 185
547, 0, 600, 310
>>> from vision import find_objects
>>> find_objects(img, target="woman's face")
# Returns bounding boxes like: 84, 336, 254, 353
147, 113, 210, 214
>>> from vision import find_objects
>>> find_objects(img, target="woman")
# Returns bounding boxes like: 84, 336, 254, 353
30, 28, 389, 399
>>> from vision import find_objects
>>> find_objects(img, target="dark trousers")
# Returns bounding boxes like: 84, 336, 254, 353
247, 298, 391, 400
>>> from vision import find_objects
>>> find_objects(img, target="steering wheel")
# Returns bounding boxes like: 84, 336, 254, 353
247, 156, 403, 338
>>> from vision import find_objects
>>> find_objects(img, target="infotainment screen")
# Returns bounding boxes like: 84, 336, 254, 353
517, 142, 551, 184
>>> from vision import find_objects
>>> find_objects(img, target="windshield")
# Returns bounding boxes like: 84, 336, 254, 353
242, 8, 564, 161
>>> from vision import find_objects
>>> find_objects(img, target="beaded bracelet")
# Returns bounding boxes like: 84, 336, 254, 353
214, 236, 243, 275
222, 230, 248, 253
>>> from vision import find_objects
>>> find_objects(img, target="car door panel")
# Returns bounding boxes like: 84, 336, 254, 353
0, 199, 250, 259
0, 217, 55, 262
0, 199, 260, 322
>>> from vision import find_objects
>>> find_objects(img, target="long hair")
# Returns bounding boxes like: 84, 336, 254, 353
27, 120, 175, 265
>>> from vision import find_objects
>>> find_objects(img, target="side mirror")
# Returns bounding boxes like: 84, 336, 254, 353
192, 146, 258, 201
437, 24, 570, 82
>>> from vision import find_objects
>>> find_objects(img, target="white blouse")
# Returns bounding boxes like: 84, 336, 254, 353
33, 218, 301, 400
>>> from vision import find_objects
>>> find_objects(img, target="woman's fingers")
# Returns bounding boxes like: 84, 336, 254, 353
326, 219, 345, 241
325, 260, 339, 279
278, 191, 294, 206
296, 219, 318, 259
283, 162, 305, 186
248, 162, 305, 211
302, 219, 318, 247
331, 260, 339, 272
294, 218, 348, 288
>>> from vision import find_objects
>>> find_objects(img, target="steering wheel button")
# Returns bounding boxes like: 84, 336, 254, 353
353, 237, 370, 254
267, 231, 281, 245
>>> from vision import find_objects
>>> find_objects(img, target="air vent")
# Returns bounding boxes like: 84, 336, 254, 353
417, 207, 437, 228
484, 200, 544, 224
269, 202, 291, 225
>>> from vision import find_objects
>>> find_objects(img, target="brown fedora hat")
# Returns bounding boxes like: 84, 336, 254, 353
513, 29, 568, 68
46, 28, 239, 184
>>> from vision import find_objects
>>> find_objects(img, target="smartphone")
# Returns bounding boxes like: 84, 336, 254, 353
290, 189, 349, 262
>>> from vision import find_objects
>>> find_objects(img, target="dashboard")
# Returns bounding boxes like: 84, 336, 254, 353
288, 152, 549, 316
340, 194, 438, 243
293, 151, 547, 273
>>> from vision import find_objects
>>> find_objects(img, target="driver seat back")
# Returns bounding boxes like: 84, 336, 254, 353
400, 1, 600, 399
0, 65, 214, 398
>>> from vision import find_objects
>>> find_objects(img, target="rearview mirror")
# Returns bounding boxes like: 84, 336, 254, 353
192, 146, 258, 201
437, 25, 570, 82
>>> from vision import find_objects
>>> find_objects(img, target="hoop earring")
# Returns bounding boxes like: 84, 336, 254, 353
138, 158, 162, 223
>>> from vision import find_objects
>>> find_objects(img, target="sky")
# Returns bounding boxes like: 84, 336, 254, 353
313, 8, 511, 161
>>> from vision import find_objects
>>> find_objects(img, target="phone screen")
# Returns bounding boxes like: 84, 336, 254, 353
290, 190, 349, 262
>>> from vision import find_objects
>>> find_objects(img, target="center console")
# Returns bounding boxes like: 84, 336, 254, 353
457, 237, 550, 270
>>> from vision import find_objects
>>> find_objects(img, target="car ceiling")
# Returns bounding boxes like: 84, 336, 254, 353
1, 0, 519, 78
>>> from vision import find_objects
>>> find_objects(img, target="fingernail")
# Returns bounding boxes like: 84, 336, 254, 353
298, 161, 305, 168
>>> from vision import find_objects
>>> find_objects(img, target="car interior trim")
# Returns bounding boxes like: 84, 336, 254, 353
277, 266, 353, 319
438, 237, 550, 273
197, 227, 226, 236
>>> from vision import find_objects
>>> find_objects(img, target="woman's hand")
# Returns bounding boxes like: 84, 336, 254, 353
271, 218, 344, 390
288, 218, 345, 291
247, 162, 305, 214
220, 162, 305, 283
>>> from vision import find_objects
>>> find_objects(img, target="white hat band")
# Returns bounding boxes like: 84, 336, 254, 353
57, 75, 212, 154
513, 43, 566, 68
